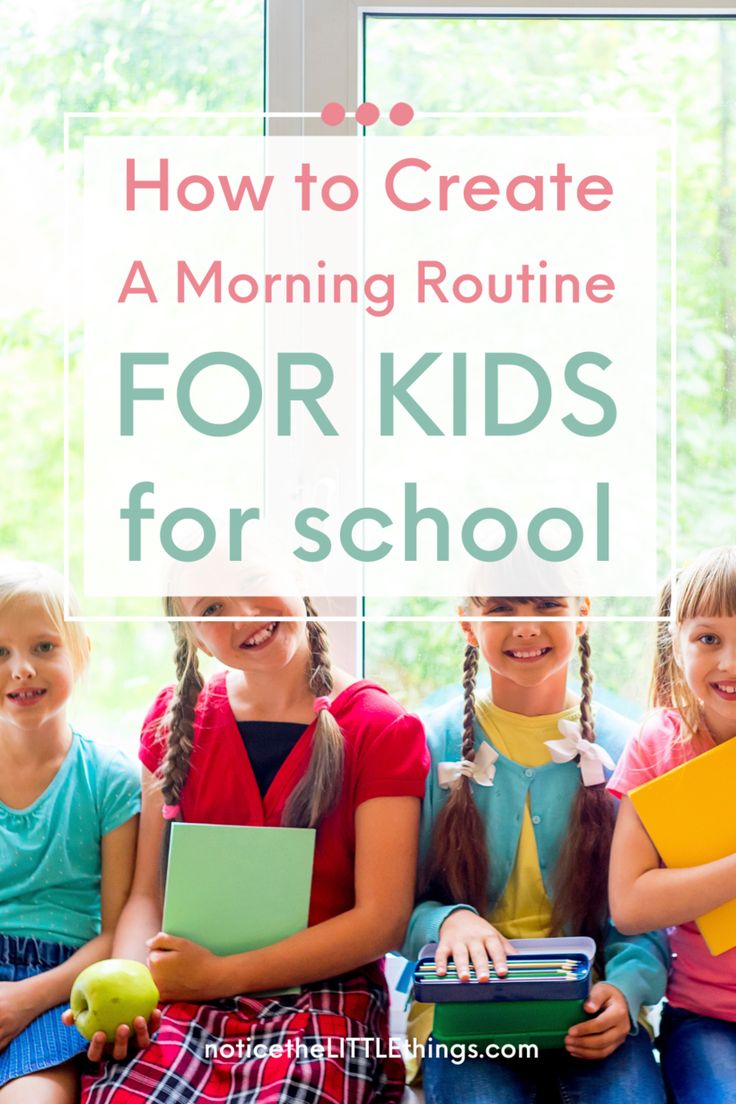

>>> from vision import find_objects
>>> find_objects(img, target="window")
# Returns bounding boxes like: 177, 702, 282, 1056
2, 0, 265, 748
265, 1, 736, 710
5, 2, 733, 738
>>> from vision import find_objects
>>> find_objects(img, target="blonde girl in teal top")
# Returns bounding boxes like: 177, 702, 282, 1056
0, 562, 140, 1102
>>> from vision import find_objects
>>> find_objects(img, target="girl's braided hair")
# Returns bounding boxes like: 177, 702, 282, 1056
421, 641, 488, 913
281, 597, 344, 828
421, 600, 615, 948
548, 628, 616, 946
158, 596, 344, 832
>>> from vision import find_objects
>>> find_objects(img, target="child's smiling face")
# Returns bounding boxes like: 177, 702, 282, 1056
676, 615, 736, 742
179, 594, 311, 674
0, 596, 75, 738
460, 596, 589, 714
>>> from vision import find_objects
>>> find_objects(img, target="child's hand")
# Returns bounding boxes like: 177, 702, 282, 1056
0, 980, 35, 1049
146, 932, 228, 1002
61, 1007, 162, 1062
436, 910, 515, 981
565, 981, 630, 1059
60, 1011, 161, 1059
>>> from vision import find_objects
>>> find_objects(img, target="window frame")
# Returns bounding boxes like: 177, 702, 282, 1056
264, 0, 736, 675
267, 0, 736, 138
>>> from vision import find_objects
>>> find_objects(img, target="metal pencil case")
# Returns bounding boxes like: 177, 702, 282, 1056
414, 936, 594, 1003
413, 936, 596, 1050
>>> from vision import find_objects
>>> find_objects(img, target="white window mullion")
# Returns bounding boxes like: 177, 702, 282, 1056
265, 0, 363, 674
267, 0, 359, 136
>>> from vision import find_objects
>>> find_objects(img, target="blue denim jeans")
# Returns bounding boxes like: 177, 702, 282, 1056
423, 1030, 666, 1104
658, 1004, 736, 1104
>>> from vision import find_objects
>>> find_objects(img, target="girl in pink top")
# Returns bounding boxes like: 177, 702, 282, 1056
608, 546, 736, 1104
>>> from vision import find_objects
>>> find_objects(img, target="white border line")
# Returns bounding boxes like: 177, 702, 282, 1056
63, 113, 70, 620
670, 111, 679, 622
64, 110, 670, 118
64, 614, 674, 623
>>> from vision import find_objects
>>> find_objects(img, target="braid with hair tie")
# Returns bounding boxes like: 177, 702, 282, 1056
303, 596, 335, 698
420, 640, 490, 913
578, 630, 594, 743
160, 629, 204, 813
461, 643, 479, 762
157, 624, 204, 883
549, 629, 616, 954
281, 598, 345, 829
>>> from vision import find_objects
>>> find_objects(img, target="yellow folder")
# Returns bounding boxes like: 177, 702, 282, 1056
629, 735, 736, 956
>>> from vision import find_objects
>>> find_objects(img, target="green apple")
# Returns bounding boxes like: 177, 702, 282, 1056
69, 959, 159, 1043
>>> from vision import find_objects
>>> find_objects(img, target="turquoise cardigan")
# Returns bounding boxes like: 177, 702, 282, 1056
402, 696, 669, 1029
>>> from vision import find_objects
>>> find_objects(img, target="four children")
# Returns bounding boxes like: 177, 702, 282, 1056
1, 553, 735, 1102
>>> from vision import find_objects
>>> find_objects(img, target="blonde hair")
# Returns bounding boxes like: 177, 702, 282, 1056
649, 575, 675, 710
158, 596, 344, 828
0, 560, 89, 678
665, 547, 736, 742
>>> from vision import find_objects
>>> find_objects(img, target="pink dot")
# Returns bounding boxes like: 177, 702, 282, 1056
355, 102, 380, 127
321, 102, 346, 126
389, 102, 414, 127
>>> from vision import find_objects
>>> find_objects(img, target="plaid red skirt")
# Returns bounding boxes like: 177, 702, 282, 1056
81, 970, 405, 1104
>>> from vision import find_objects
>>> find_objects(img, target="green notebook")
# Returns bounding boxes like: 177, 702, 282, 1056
163, 822, 316, 957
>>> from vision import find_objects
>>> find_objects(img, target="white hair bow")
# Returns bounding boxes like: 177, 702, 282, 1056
544, 718, 615, 787
438, 740, 499, 791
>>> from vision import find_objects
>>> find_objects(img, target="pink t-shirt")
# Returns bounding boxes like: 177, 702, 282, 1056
608, 709, 736, 1022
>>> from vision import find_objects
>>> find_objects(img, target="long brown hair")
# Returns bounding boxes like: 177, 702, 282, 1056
281, 597, 344, 828
158, 596, 344, 829
421, 641, 489, 913
421, 602, 615, 945
548, 626, 616, 945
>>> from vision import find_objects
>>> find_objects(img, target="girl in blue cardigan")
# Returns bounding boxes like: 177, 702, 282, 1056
403, 595, 669, 1104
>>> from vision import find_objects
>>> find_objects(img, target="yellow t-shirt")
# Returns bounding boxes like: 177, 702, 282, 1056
405, 699, 579, 1080
478, 698, 580, 939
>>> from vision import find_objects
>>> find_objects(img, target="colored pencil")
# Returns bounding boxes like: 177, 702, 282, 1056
417, 968, 581, 981
419, 969, 580, 976
416, 958, 582, 965
417, 961, 582, 974
418, 959, 579, 970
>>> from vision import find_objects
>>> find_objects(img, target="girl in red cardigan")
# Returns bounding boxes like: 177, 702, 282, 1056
78, 593, 428, 1104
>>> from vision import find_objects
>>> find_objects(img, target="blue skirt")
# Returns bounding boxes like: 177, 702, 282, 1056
0, 933, 88, 1087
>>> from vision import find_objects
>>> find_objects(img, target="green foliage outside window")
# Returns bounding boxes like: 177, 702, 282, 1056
1, 8, 733, 742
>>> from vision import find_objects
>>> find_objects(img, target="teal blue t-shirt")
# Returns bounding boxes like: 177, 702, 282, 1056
0, 732, 141, 948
